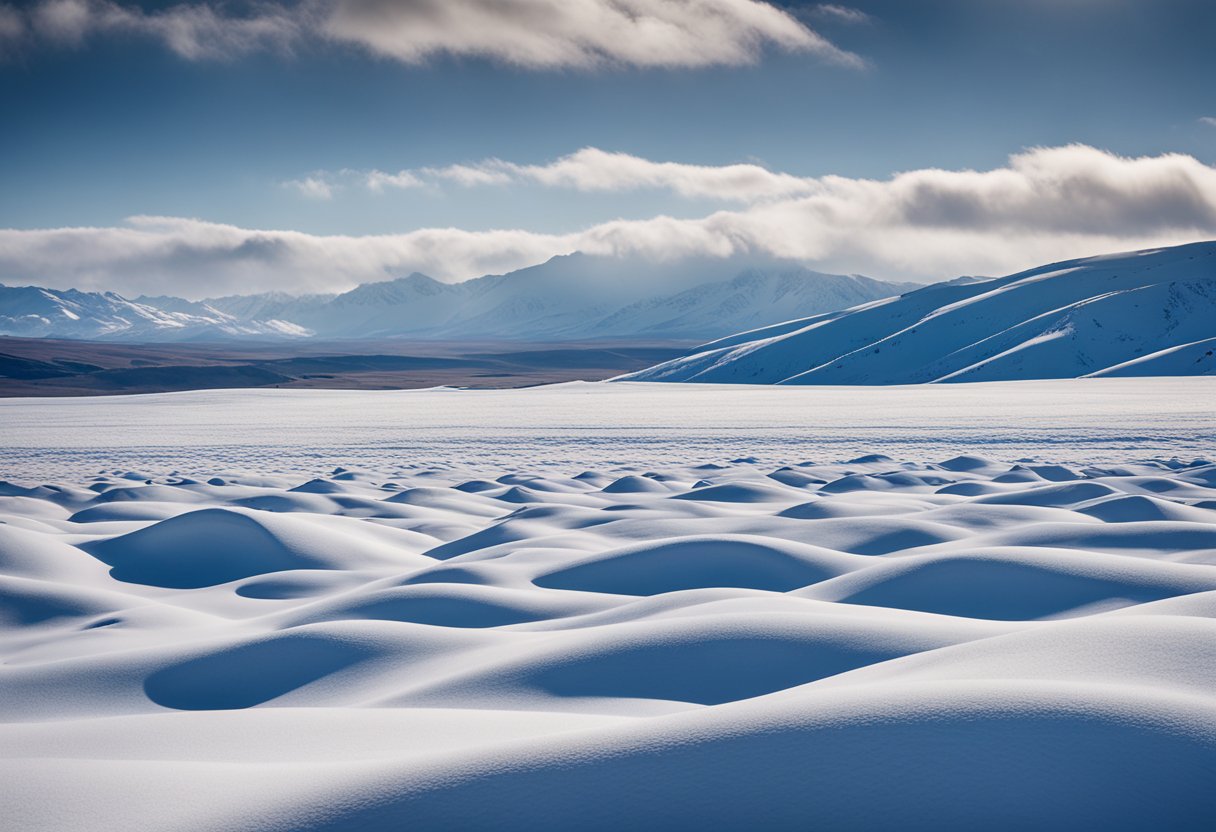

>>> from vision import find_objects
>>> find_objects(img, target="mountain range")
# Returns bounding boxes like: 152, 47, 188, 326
0, 254, 913, 343
620, 241, 1216, 384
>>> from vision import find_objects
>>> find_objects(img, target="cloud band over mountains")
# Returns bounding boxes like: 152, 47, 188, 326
4, 145, 1215, 298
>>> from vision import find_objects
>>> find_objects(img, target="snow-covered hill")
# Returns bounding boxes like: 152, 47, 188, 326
0, 285, 309, 341
1, 254, 911, 342
620, 241, 1216, 384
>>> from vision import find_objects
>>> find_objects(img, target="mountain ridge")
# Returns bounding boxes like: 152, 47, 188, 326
1, 254, 914, 343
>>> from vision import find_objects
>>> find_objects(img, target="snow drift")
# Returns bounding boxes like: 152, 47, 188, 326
3, 448, 1216, 830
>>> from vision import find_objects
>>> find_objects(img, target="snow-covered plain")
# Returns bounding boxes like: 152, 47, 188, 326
2, 379, 1216, 830
2, 378, 1214, 480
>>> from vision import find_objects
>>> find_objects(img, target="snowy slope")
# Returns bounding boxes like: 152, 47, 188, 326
188, 291, 335, 324
0, 285, 310, 341
621, 241, 1216, 384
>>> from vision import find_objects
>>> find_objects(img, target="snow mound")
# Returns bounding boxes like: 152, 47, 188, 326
2, 453, 1216, 829
84, 507, 429, 588
534, 535, 860, 595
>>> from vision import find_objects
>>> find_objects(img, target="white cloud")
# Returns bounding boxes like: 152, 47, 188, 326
0, 216, 580, 298
7, 0, 860, 69
811, 4, 872, 25
327, 144, 1216, 226
1200, 117, 1216, 128
422, 164, 516, 188
283, 175, 336, 200
281, 168, 427, 198
4, 145, 1215, 297
422, 148, 819, 201
321, 0, 861, 69
365, 169, 426, 192
26, 0, 298, 59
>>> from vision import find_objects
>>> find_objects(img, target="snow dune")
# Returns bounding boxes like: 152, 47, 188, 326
3, 443, 1216, 829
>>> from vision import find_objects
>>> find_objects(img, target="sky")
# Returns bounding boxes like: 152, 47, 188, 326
1, 0, 1215, 298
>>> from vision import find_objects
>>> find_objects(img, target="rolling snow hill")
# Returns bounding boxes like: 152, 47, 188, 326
1, 255, 912, 342
2, 380, 1216, 829
620, 241, 1216, 384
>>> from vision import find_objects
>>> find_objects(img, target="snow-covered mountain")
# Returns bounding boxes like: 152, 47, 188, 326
293, 255, 910, 340
586, 268, 909, 339
0, 285, 309, 341
2, 254, 912, 342
620, 241, 1216, 384
145, 291, 335, 325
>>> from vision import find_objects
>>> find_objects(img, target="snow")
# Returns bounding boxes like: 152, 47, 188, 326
622, 241, 1216, 384
0, 284, 312, 341
2, 254, 910, 342
1, 379, 1215, 829
1, 378, 1212, 481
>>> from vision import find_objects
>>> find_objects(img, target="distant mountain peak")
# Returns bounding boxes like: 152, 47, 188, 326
1, 256, 915, 343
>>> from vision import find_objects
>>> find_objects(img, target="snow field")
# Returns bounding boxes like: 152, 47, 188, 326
3, 448, 1216, 830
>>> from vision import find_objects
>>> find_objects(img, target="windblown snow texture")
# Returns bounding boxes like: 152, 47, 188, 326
2, 384, 1216, 829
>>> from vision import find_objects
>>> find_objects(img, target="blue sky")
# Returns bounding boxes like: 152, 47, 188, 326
1, 0, 1215, 297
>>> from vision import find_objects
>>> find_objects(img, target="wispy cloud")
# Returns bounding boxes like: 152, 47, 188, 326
0, 4, 24, 44
282, 175, 336, 201
417, 148, 819, 201
303, 144, 1216, 227
321, 0, 862, 69
1200, 116, 1216, 128
21, 0, 299, 60
2, 0, 861, 70
301, 147, 832, 203
810, 4, 873, 25
364, 169, 426, 192
7, 145, 1216, 297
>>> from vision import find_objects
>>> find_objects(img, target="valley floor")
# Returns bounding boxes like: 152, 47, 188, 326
0, 336, 691, 396
1, 379, 1214, 830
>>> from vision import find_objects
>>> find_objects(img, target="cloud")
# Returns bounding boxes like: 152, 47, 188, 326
280, 168, 427, 197
22, 0, 299, 59
4, 0, 860, 69
364, 169, 426, 192
810, 4, 872, 25
4, 145, 1215, 298
319, 144, 1216, 227
419, 148, 819, 201
283, 175, 336, 200
1201, 117, 1216, 128
0, 216, 580, 298
316, 148, 824, 202
320, 0, 862, 69
0, 4, 24, 43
